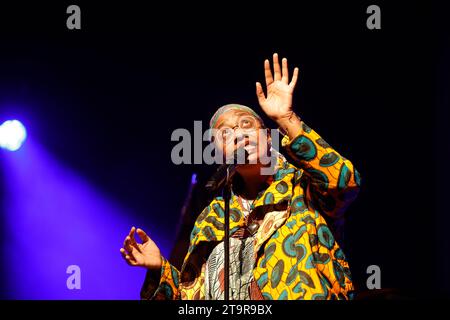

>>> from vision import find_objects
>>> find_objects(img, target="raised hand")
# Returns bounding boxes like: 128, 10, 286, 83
120, 227, 162, 270
256, 53, 299, 124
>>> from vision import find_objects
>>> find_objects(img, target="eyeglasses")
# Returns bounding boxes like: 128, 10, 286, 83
214, 115, 260, 144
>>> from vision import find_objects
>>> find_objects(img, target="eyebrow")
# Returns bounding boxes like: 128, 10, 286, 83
215, 111, 254, 129
216, 120, 235, 129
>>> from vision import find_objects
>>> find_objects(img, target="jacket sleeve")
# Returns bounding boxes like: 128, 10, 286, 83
282, 121, 361, 219
140, 256, 181, 300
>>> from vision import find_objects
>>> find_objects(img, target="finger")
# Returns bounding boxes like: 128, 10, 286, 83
129, 227, 136, 244
264, 59, 273, 87
256, 82, 266, 104
281, 58, 289, 84
125, 254, 138, 266
129, 227, 142, 252
136, 228, 150, 243
120, 248, 137, 266
120, 248, 129, 260
273, 53, 281, 81
123, 236, 134, 254
289, 67, 299, 90
123, 244, 140, 261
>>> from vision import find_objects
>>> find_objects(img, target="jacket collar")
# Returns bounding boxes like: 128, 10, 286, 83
182, 153, 297, 272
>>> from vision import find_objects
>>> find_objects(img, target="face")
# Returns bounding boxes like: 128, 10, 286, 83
212, 109, 271, 166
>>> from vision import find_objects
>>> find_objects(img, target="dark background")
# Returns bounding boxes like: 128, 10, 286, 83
0, 1, 448, 298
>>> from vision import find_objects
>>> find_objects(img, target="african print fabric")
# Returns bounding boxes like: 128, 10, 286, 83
140, 122, 361, 300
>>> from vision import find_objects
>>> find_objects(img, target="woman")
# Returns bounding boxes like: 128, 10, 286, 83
120, 53, 361, 300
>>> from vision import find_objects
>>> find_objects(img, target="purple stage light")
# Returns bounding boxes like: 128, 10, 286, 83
1, 139, 170, 299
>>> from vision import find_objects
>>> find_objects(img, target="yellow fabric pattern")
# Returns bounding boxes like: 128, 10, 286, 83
141, 122, 360, 300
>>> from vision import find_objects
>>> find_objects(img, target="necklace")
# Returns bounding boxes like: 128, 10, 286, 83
237, 196, 259, 236
238, 197, 255, 216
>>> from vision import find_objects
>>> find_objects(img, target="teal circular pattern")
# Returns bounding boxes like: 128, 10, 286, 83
202, 225, 216, 241
264, 192, 275, 204
272, 230, 280, 239
259, 242, 277, 268
212, 203, 224, 218
312, 293, 327, 300
264, 242, 277, 258
282, 234, 297, 257
229, 226, 240, 236
291, 195, 307, 215
190, 225, 201, 241
286, 264, 298, 285
296, 244, 306, 261
308, 169, 329, 192
338, 163, 351, 190
262, 292, 273, 300
205, 216, 224, 231
293, 282, 306, 295
298, 270, 315, 288
315, 137, 331, 149
257, 271, 269, 288
271, 260, 284, 289
319, 152, 340, 167
302, 122, 312, 133
305, 254, 316, 269
313, 252, 331, 264
279, 289, 289, 300
293, 225, 307, 242
196, 206, 210, 223
275, 181, 289, 194
230, 208, 242, 222
333, 261, 346, 287
317, 224, 335, 249
274, 168, 295, 180
334, 248, 345, 260
301, 214, 316, 226
291, 135, 317, 161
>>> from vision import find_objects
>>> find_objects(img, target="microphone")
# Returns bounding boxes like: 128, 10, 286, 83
205, 148, 249, 192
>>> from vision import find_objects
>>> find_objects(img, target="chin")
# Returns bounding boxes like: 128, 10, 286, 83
246, 154, 260, 164
236, 162, 263, 173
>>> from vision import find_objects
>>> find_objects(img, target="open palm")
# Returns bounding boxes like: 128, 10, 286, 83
256, 53, 299, 122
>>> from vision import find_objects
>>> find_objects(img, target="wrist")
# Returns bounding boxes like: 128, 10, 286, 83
277, 112, 303, 140
145, 255, 163, 270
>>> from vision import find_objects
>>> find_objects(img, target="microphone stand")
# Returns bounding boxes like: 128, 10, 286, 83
205, 149, 247, 301
223, 166, 232, 301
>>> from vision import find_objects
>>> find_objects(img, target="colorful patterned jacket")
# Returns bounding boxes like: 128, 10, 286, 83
141, 122, 361, 300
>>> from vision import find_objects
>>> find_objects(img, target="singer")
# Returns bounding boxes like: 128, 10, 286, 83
120, 53, 361, 300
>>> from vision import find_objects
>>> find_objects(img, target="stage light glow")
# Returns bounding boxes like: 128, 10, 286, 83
1, 141, 161, 299
0, 120, 27, 151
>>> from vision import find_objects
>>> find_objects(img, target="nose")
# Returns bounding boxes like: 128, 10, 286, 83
233, 126, 243, 136
233, 129, 251, 146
